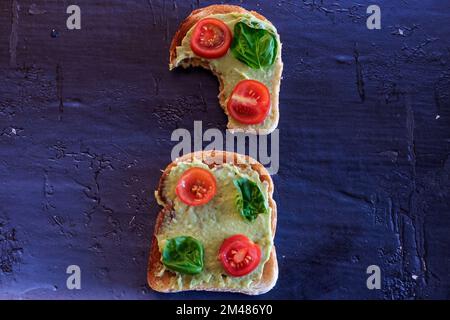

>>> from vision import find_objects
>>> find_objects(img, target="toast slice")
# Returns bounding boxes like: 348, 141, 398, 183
169, 5, 283, 134
147, 151, 278, 295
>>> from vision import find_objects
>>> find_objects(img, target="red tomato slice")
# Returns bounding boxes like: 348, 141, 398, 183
227, 80, 271, 125
176, 167, 217, 206
190, 18, 232, 59
219, 234, 262, 277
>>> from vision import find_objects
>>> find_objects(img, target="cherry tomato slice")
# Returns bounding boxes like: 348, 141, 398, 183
190, 18, 232, 59
219, 234, 262, 277
176, 167, 217, 206
227, 80, 271, 125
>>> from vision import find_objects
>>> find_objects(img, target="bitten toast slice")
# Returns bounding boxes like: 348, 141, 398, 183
170, 5, 283, 134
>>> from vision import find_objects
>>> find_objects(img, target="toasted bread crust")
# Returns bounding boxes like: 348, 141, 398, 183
147, 151, 278, 295
169, 5, 283, 134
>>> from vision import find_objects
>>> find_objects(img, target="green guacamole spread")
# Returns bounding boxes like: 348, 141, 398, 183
155, 160, 273, 290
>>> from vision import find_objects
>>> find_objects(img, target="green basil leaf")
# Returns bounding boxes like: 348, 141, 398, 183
234, 178, 268, 222
162, 236, 204, 275
231, 21, 278, 69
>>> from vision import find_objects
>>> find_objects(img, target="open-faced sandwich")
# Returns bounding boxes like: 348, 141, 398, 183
170, 5, 283, 134
147, 151, 278, 295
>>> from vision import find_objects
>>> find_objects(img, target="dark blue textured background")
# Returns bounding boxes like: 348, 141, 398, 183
0, 0, 449, 299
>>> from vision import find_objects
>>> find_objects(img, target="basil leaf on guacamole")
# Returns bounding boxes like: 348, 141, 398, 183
234, 178, 268, 222
162, 236, 204, 275
231, 21, 278, 69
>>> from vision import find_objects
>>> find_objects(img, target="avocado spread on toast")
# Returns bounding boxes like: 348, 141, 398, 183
155, 160, 273, 289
